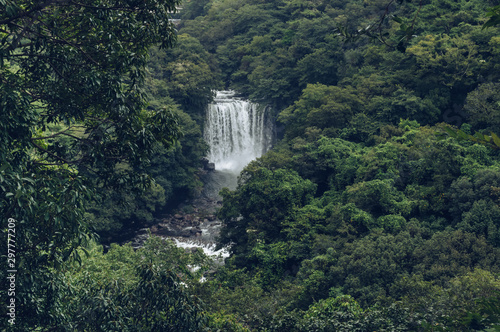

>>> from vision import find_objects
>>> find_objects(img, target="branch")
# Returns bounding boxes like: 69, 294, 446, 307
376, 0, 396, 46
9, 53, 86, 66
68, 1, 142, 12
69, 0, 178, 13
0, 0, 70, 25
31, 126, 86, 141
30, 139, 82, 165
7, 19, 99, 66
411, 0, 423, 31
32, 18, 100, 66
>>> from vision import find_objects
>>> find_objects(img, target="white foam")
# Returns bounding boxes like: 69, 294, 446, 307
172, 238, 230, 259
204, 91, 275, 174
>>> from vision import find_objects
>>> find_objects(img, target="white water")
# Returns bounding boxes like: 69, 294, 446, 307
204, 91, 274, 174
173, 239, 230, 261
158, 91, 275, 268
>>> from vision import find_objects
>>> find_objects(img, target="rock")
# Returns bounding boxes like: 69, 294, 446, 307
201, 157, 210, 168
174, 214, 183, 219
189, 228, 201, 235
201, 157, 216, 171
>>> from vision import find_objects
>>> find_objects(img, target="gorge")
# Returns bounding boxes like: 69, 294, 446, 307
131, 91, 276, 257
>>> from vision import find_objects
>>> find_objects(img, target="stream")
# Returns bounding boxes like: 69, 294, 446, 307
127, 91, 275, 261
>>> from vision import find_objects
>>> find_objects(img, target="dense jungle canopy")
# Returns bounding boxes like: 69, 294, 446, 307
1, 0, 500, 330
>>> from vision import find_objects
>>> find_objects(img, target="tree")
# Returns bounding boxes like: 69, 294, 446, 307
0, 0, 181, 329
483, 5, 500, 29
63, 238, 209, 331
146, 34, 221, 113
217, 167, 316, 266
463, 83, 500, 132
1, 0, 181, 181
406, 34, 481, 91
278, 84, 363, 140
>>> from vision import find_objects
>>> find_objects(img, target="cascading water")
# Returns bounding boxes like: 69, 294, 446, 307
204, 91, 275, 174
128, 91, 275, 262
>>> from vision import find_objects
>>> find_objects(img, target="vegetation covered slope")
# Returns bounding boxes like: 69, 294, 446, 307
0, 1, 210, 330
177, 0, 500, 330
2, 0, 500, 330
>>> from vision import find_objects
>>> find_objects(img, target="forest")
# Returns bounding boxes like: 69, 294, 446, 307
1, 0, 500, 330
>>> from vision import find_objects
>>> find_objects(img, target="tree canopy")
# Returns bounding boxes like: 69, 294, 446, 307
2, 0, 500, 330
0, 1, 186, 329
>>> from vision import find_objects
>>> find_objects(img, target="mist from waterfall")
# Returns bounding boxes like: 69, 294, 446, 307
204, 91, 275, 174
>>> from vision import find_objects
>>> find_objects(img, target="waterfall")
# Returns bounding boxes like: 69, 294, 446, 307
204, 91, 275, 174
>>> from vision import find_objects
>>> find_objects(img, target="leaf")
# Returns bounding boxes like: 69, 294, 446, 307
474, 132, 485, 141
444, 127, 458, 138
5, 5, 19, 18
491, 132, 500, 148
21, 177, 35, 184
483, 5, 500, 30
467, 135, 478, 142
392, 16, 403, 24
456, 129, 469, 140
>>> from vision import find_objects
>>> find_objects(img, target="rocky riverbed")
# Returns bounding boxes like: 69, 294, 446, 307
127, 197, 221, 241
125, 169, 235, 260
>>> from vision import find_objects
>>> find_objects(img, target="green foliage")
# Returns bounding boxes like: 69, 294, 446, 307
279, 84, 363, 139
146, 34, 221, 114
3, 0, 500, 329
85, 181, 166, 238
463, 83, 500, 133
298, 295, 364, 329
344, 179, 414, 217
248, 242, 287, 288
85, 104, 208, 238
177, 1, 500, 330
218, 167, 316, 267
62, 237, 209, 331
369, 87, 441, 124
0, 0, 185, 329
443, 126, 500, 151
483, 5, 500, 29
205, 312, 251, 332
406, 34, 481, 91
208, 120, 500, 327
85, 34, 214, 237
